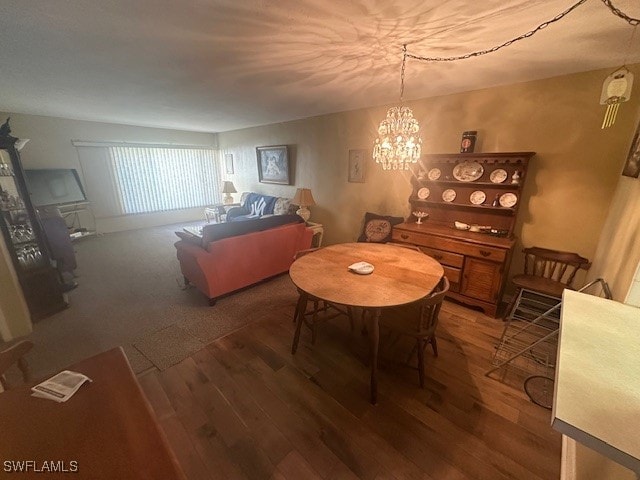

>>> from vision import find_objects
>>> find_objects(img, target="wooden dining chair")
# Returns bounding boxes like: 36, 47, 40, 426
0, 340, 34, 391
379, 276, 450, 388
504, 247, 591, 320
291, 249, 354, 353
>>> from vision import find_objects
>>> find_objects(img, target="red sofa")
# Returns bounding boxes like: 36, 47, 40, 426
175, 218, 313, 305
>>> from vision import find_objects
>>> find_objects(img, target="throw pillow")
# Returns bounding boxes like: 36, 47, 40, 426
357, 212, 404, 243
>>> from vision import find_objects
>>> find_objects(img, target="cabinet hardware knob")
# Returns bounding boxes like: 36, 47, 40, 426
400, 234, 409, 239
479, 250, 491, 257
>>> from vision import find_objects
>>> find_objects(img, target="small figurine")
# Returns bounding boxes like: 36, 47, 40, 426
511, 170, 521, 185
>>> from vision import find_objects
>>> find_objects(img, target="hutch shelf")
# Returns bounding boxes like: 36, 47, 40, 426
392, 151, 534, 317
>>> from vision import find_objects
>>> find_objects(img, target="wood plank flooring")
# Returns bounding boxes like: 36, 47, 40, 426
140, 299, 561, 480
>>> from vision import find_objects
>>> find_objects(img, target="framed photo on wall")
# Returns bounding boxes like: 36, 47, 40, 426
622, 122, 640, 178
224, 153, 234, 175
348, 149, 367, 183
256, 145, 291, 185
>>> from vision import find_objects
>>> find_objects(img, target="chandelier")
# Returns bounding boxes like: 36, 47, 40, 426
373, 45, 422, 171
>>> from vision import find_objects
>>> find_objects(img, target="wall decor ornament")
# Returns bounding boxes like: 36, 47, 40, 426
224, 153, 234, 174
348, 149, 366, 182
256, 145, 291, 185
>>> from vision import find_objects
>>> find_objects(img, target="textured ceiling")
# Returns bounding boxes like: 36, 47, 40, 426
0, 0, 638, 132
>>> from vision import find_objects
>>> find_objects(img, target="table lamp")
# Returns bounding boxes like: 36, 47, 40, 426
222, 181, 237, 205
292, 188, 315, 222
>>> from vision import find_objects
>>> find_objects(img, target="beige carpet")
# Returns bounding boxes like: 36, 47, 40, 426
16, 222, 300, 380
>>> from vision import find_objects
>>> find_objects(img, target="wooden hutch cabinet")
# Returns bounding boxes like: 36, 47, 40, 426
0, 121, 67, 321
392, 152, 534, 317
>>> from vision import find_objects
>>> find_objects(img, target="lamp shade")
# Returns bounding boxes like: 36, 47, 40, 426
222, 181, 237, 194
292, 188, 315, 207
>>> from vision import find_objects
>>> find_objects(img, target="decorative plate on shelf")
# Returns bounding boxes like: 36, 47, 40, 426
470, 190, 486, 205
490, 168, 508, 183
452, 161, 484, 182
499, 192, 518, 208
417, 187, 430, 200
442, 189, 457, 202
427, 168, 442, 181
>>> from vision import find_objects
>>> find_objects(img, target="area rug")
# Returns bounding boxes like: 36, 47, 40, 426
131, 274, 299, 371
133, 324, 205, 371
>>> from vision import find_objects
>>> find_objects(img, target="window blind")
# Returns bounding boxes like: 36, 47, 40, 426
109, 146, 221, 214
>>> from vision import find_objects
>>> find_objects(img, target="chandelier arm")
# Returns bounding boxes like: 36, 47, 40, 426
406, 0, 588, 62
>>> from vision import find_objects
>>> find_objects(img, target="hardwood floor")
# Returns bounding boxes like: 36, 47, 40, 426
140, 299, 561, 480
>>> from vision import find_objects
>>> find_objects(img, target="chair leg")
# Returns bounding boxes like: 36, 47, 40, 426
311, 300, 319, 345
292, 293, 308, 354
503, 287, 521, 320
361, 309, 368, 335
417, 339, 425, 388
347, 306, 355, 333
430, 335, 438, 357
293, 295, 301, 324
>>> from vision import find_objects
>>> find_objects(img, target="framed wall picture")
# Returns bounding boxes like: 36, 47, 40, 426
622, 122, 640, 178
224, 153, 234, 175
256, 145, 291, 185
348, 149, 366, 183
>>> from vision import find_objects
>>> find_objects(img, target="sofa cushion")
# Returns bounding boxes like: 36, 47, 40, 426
202, 214, 303, 246
174, 230, 202, 246
274, 197, 296, 215
357, 212, 404, 243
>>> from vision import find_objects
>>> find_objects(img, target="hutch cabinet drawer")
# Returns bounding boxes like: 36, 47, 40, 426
393, 229, 507, 263
442, 265, 461, 285
460, 244, 507, 263
418, 246, 464, 268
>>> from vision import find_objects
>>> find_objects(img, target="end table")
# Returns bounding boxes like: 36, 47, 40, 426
204, 203, 240, 223
306, 221, 324, 247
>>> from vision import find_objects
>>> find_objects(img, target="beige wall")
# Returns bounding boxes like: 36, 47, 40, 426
0, 112, 217, 233
219, 64, 640, 291
0, 235, 31, 340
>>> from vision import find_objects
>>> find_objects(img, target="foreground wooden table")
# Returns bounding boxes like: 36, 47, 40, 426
290, 242, 444, 403
0, 347, 185, 479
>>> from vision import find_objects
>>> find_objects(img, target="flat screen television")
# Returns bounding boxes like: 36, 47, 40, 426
24, 169, 87, 207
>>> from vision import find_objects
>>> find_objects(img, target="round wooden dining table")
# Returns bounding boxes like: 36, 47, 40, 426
289, 242, 444, 403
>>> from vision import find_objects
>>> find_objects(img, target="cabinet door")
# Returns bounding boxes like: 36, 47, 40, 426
460, 257, 503, 302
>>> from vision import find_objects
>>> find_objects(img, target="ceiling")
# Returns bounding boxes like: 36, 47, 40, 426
0, 0, 638, 133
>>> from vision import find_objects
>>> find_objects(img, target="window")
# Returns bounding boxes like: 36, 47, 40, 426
109, 146, 221, 214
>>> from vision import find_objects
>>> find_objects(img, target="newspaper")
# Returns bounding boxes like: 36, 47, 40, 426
31, 370, 92, 402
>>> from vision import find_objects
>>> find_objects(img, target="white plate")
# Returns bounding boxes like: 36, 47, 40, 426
427, 168, 441, 181
499, 192, 518, 208
470, 190, 486, 205
348, 261, 374, 275
490, 168, 508, 183
452, 161, 484, 182
442, 189, 456, 202
417, 187, 430, 200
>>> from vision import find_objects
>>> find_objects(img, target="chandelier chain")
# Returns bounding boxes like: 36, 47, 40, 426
406, 0, 588, 62
400, 44, 407, 102
601, 0, 640, 25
